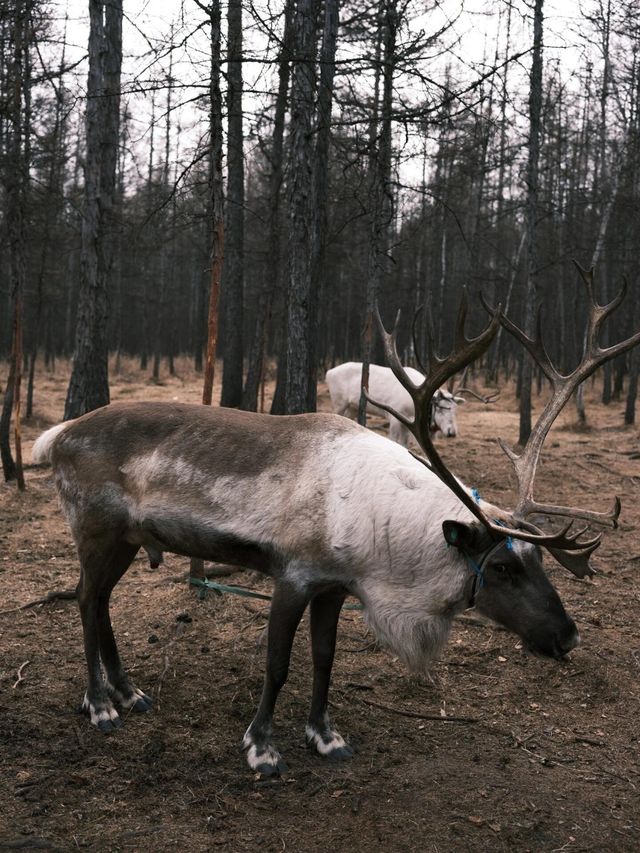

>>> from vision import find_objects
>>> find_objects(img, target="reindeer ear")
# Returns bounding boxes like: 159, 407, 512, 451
453, 396, 465, 404
443, 520, 480, 552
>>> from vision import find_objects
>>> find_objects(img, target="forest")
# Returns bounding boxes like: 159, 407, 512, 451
2, 1, 640, 850
2, 0, 640, 478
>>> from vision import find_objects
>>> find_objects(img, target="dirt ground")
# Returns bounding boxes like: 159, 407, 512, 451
1, 358, 639, 852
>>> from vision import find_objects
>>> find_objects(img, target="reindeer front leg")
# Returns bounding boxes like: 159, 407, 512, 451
305, 590, 354, 760
243, 579, 309, 776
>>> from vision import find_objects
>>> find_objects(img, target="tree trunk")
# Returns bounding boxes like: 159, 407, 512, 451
153, 53, 174, 383
245, 0, 294, 413
192, 0, 225, 585
519, 0, 544, 446
309, 0, 339, 411
360, 0, 398, 424
64, 0, 122, 419
220, 0, 244, 407
201, 0, 224, 408
283, 0, 317, 414
0, 0, 30, 488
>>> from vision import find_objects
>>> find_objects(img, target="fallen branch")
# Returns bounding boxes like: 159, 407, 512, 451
0, 564, 242, 616
12, 660, 31, 689
350, 693, 478, 723
0, 589, 77, 615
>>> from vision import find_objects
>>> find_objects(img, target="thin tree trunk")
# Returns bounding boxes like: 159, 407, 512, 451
64, 0, 122, 419
283, 0, 317, 414
244, 0, 294, 413
360, 0, 397, 424
220, 0, 244, 407
192, 0, 225, 583
201, 0, 224, 408
1, 0, 29, 488
519, 0, 544, 446
153, 50, 174, 383
308, 0, 339, 410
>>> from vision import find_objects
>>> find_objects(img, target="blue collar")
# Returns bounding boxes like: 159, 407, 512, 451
466, 539, 510, 608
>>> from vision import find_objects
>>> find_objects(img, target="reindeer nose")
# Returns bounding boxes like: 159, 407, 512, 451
557, 625, 581, 657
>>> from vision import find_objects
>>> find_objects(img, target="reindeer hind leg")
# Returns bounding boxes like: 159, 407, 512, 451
77, 537, 145, 731
96, 541, 153, 715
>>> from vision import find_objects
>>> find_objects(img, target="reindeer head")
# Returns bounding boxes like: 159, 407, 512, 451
368, 267, 640, 657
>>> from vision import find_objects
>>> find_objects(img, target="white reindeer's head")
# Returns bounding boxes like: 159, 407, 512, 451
430, 388, 463, 438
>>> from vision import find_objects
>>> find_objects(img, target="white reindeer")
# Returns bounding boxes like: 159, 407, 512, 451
32, 273, 633, 777
325, 362, 463, 444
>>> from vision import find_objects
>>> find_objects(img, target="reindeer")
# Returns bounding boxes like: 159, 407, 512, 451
32, 266, 637, 777
325, 362, 462, 444
325, 362, 498, 445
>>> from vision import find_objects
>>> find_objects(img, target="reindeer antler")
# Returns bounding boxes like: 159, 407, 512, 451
454, 386, 500, 404
370, 281, 636, 579
471, 262, 640, 575
367, 293, 582, 549
485, 263, 640, 529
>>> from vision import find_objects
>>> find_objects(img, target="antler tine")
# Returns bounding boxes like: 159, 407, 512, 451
574, 261, 620, 355
546, 543, 599, 578
533, 303, 560, 384
454, 386, 500, 404
454, 288, 469, 348
518, 495, 621, 530
411, 305, 429, 377
573, 259, 629, 319
374, 305, 423, 395
480, 292, 559, 383
518, 516, 601, 578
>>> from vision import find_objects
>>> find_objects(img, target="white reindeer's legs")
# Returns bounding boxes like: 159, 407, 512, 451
78, 540, 149, 731
388, 416, 410, 446
243, 580, 309, 776
305, 590, 354, 761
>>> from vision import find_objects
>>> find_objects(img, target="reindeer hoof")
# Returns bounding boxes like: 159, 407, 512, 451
305, 725, 354, 761
97, 716, 123, 733
243, 732, 288, 777
82, 693, 123, 732
132, 694, 153, 713
106, 680, 153, 714
255, 756, 288, 778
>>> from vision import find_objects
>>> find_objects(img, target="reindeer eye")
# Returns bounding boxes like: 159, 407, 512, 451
493, 564, 508, 573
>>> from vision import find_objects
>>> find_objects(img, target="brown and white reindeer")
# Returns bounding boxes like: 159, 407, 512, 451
32, 266, 638, 777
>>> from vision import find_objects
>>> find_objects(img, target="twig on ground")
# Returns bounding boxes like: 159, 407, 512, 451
0, 589, 77, 616
349, 693, 478, 723
12, 660, 31, 689
155, 621, 186, 703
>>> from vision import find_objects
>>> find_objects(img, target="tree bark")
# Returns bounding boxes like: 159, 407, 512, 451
244, 0, 294, 413
220, 0, 244, 407
518, 0, 544, 446
64, 0, 122, 419
360, 0, 398, 425
201, 0, 225, 408
309, 0, 339, 411
283, 0, 317, 414
1, 0, 29, 488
